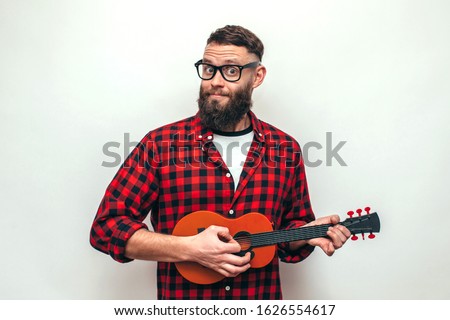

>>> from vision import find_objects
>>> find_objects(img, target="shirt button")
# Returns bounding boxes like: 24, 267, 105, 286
198, 135, 203, 139
225, 172, 231, 178
225, 286, 231, 291
228, 209, 234, 215
258, 132, 263, 137
207, 135, 213, 140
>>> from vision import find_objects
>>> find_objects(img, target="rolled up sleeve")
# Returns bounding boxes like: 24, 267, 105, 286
89, 135, 160, 263
277, 152, 316, 263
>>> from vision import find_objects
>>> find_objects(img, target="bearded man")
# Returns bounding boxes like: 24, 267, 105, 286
90, 25, 350, 299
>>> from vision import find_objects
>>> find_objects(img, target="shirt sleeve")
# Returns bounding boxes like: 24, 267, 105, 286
277, 150, 316, 263
89, 135, 160, 263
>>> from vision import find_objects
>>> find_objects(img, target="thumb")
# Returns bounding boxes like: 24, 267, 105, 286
329, 214, 341, 225
213, 227, 242, 252
211, 226, 238, 248
212, 226, 233, 242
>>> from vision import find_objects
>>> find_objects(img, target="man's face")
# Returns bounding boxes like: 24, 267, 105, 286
197, 43, 261, 131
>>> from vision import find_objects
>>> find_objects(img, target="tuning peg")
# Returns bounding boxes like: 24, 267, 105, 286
356, 208, 362, 216
364, 207, 371, 215
368, 233, 375, 239
351, 234, 358, 241
347, 210, 354, 218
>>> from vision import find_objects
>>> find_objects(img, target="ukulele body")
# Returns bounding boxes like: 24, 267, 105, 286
172, 210, 276, 285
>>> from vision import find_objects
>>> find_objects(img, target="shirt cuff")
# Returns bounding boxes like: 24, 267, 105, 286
277, 220, 315, 263
109, 220, 148, 263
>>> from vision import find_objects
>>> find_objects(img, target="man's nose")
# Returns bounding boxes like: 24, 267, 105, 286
210, 70, 226, 87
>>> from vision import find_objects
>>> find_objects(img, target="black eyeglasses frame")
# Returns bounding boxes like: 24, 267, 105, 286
194, 60, 260, 82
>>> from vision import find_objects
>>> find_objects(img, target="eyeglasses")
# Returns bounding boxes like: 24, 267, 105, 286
194, 60, 260, 82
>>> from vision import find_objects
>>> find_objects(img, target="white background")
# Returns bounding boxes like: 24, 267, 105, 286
1, 0, 449, 300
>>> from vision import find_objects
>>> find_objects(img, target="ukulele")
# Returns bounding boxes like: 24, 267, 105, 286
172, 207, 380, 284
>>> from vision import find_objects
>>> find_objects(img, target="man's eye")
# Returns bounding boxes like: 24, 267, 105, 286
224, 66, 239, 76
204, 66, 215, 74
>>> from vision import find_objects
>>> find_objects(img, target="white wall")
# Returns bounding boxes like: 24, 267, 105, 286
1, 0, 449, 299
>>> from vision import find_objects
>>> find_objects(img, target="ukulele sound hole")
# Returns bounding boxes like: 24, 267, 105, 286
234, 231, 253, 254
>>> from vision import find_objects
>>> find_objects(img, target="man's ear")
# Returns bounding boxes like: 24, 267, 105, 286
252, 65, 267, 89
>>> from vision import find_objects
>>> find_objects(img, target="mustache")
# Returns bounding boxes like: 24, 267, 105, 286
205, 90, 230, 96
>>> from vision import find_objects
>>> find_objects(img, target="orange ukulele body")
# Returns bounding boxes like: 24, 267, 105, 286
172, 211, 276, 285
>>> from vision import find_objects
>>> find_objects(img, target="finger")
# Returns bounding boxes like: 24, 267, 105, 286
240, 252, 252, 264
221, 252, 252, 266
219, 261, 252, 278
306, 214, 341, 227
326, 242, 336, 256
317, 239, 335, 256
332, 225, 351, 241
309, 238, 335, 256
327, 227, 349, 249
327, 229, 343, 248
218, 241, 242, 254
338, 225, 352, 238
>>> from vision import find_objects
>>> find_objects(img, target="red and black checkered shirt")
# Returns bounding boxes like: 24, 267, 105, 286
90, 111, 316, 299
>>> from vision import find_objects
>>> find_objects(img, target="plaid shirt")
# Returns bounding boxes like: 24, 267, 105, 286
90, 111, 316, 299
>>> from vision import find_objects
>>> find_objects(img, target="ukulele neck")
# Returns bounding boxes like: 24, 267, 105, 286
247, 212, 379, 248
248, 224, 333, 248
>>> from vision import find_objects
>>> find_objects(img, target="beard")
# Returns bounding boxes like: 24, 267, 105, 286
197, 81, 253, 131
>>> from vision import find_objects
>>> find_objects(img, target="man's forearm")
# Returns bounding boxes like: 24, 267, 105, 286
124, 228, 193, 262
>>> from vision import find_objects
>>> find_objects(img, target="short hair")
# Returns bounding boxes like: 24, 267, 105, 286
206, 25, 264, 61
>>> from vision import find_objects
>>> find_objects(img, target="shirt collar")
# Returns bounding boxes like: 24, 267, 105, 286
193, 111, 265, 144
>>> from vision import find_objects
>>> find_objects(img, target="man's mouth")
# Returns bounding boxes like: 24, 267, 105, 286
209, 93, 229, 99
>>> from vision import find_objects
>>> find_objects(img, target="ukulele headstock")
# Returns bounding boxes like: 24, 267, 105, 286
344, 206, 380, 241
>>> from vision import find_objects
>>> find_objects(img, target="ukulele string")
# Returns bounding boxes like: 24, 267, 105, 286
233, 225, 332, 247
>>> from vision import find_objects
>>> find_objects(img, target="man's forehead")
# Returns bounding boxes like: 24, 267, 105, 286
202, 43, 254, 63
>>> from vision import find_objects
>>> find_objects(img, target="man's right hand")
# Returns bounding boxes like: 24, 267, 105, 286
186, 225, 252, 278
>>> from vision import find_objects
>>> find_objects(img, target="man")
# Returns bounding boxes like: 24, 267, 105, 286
90, 25, 351, 299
